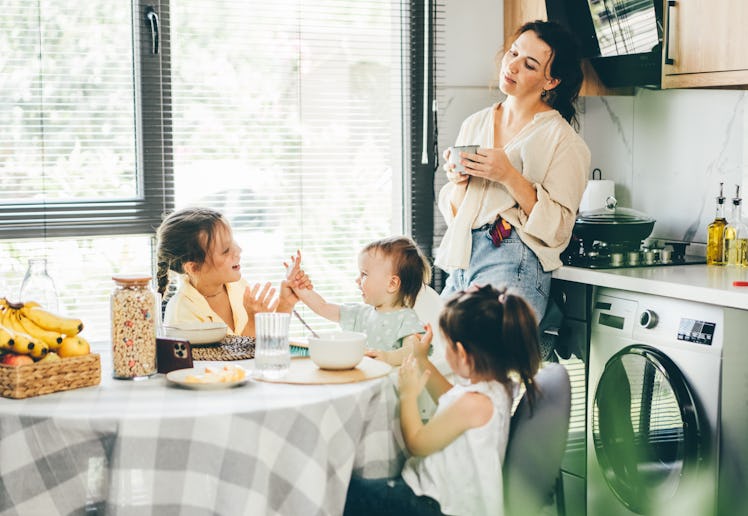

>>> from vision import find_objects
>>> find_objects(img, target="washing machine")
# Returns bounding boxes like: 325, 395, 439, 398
587, 287, 748, 516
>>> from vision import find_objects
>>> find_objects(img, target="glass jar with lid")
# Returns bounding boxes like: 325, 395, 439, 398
111, 275, 158, 379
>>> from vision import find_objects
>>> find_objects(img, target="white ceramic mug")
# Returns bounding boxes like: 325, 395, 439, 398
448, 145, 479, 174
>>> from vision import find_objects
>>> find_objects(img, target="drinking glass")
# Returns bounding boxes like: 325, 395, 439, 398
254, 312, 291, 379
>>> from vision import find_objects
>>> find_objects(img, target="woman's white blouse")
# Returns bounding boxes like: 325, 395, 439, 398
436, 104, 590, 272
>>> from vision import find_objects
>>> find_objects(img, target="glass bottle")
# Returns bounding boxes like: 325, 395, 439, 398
19, 258, 59, 312
111, 275, 157, 379
706, 183, 726, 265
724, 185, 748, 267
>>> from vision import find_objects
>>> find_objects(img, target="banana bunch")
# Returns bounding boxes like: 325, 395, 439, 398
0, 298, 84, 360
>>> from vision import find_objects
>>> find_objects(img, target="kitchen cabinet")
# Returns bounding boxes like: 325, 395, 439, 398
503, 0, 633, 96
662, 0, 748, 88
506, 0, 748, 92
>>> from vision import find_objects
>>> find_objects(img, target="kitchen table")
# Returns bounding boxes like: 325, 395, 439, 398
0, 348, 405, 516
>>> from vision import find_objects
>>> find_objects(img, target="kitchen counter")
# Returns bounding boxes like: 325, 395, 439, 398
552, 262, 748, 310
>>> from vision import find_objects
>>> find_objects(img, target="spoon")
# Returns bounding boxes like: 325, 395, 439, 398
292, 309, 319, 338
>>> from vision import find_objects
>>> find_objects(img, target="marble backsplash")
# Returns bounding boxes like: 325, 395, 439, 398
580, 88, 747, 245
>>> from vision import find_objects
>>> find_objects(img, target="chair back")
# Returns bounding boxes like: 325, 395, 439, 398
413, 284, 448, 419
503, 363, 571, 516
413, 284, 447, 371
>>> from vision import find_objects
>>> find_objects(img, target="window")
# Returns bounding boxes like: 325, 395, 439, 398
0, 1, 159, 341
0, 1, 438, 341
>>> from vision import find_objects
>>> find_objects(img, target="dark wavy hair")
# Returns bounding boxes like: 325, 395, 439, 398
515, 20, 583, 129
439, 284, 542, 408
155, 207, 229, 299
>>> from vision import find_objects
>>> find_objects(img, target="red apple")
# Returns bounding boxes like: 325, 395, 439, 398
1, 353, 34, 367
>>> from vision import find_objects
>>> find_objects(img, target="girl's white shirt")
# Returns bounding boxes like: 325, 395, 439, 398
401, 379, 515, 516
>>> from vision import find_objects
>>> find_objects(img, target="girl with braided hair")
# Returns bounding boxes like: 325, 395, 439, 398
156, 207, 310, 337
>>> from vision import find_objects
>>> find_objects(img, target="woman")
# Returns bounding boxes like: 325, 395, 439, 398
436, 20, 590, 322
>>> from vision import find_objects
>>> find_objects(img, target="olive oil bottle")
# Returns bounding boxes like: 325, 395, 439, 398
706, 182, 726, 265
724, 185, 748, 267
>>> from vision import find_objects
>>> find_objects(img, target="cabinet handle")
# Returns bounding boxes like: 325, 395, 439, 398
145, 6, 160, 55
664, 0, 676, 65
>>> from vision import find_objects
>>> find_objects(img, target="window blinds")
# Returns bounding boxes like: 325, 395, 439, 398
168, 0, 408, 334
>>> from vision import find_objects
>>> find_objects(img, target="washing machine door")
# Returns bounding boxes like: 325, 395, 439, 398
592, 344, 705, 514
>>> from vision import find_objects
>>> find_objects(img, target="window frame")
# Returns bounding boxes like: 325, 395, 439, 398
407, 0, 439, 286
0, 0, 173, 241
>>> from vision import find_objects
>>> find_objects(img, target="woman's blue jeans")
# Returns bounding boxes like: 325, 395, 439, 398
440, 227, 550, 322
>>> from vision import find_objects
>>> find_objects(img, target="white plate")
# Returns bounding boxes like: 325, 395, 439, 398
166, 366, 250, 390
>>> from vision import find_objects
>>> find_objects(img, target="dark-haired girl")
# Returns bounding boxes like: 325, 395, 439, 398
344, 284, 542, 516
436, 20, 591, 323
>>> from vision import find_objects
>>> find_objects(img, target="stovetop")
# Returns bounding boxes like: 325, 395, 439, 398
562, 239, 706, 269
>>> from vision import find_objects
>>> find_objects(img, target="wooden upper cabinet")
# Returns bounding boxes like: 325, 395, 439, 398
661, 0, 748, 88
503, 0, 631, 96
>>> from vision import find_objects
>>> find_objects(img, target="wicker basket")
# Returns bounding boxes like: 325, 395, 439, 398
0, 353, 101, 399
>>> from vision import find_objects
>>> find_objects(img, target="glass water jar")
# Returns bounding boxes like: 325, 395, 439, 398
111, 275, 157, 379
19, 258, 59, 312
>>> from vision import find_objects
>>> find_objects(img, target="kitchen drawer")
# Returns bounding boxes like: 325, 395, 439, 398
551, 280, 590, 322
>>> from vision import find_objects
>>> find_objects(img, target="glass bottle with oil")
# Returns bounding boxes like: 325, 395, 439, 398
723, 185, 748, 267
706, 182, 726, 265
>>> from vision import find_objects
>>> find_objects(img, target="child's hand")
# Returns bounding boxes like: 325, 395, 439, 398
365, 348, 400, 365
243, 282, 278, 316
283, 250, 313, 291
276, 280, 299, 312
412, 324, 434, 361
398, 354, 430, 401
365, 348, 384, 360
287, 269, 313, 291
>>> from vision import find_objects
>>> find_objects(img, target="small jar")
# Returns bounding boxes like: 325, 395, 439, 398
111, 275, 157, 379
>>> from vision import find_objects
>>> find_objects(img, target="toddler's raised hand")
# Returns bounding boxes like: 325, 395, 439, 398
284, 250, 313, 291
398, 354, 430, 400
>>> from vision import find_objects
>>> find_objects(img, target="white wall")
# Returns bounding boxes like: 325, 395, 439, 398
436, 0, 748, 248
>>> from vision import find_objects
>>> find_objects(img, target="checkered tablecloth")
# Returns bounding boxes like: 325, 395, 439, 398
0, 350, 405, 516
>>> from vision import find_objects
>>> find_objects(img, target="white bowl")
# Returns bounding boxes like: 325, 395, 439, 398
162, 322, 228, 344
308, 331, 366, 370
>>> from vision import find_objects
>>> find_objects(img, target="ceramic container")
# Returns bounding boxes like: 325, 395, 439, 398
308, 331, 366, 370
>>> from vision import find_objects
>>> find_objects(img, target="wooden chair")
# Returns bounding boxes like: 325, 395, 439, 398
504, 363, 572, 516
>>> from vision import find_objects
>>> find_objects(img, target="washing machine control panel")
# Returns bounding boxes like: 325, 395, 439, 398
677, 318, 716, 345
